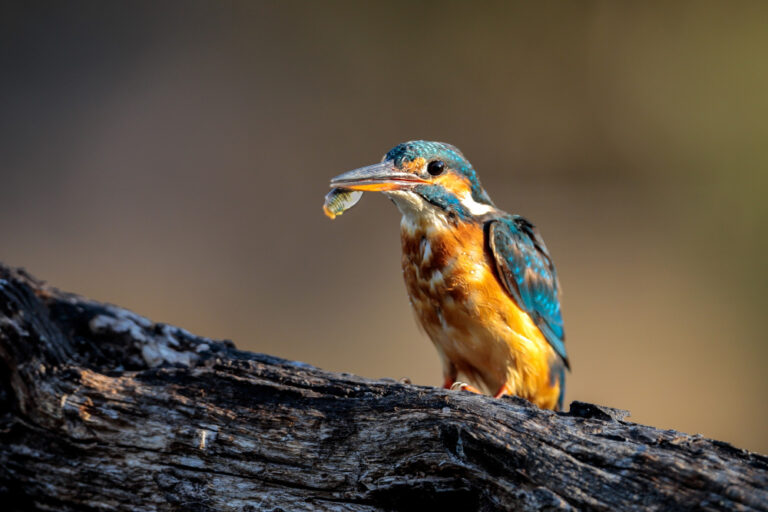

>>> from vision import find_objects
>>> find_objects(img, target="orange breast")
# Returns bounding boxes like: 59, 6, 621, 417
400, 218, 561, 409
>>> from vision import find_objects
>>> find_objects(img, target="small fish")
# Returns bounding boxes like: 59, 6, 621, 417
323, 188, 363, 219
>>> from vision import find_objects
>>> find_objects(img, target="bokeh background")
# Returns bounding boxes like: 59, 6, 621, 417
2, 2, 766, 452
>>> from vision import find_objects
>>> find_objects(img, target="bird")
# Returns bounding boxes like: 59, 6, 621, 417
329, 141, 569, 410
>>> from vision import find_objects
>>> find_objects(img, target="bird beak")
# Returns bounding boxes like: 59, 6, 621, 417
329, 161, 428, 192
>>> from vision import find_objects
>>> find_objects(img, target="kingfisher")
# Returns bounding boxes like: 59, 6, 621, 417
328, 141, 569, 410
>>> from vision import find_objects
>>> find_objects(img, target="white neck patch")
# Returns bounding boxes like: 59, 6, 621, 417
385, 188, 496, 234
460, 191, 494, 216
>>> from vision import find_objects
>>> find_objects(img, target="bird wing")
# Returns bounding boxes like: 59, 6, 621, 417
487, 216, 569, 368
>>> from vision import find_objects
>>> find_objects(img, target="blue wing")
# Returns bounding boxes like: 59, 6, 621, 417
487, 216, 569, 369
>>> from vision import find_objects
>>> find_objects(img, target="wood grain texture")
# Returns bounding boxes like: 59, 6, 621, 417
0, 264, 765, 511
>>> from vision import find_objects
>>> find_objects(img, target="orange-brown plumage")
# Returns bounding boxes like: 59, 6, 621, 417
400, 215, 562, 409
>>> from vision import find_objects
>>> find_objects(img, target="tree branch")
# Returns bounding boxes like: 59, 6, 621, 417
0, 264, 765, 511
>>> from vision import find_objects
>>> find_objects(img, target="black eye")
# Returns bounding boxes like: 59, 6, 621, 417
427, 160, 445, 176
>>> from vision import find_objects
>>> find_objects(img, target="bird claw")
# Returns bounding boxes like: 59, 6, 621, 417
450, 381, 483, 394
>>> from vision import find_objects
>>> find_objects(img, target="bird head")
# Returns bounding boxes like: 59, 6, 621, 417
330, 141, 496, 221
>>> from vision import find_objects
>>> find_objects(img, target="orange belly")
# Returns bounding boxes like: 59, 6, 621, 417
401, 219, 561, 409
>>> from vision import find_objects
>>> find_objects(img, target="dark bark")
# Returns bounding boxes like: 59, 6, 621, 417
0, 264, 765, 511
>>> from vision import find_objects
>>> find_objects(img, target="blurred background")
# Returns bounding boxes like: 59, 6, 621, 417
2, 1, 766, 452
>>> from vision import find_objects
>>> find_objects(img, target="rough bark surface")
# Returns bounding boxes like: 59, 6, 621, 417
0, 264, 765, 512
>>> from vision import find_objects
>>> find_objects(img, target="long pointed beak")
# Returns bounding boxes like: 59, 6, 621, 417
329, 161, 428, 192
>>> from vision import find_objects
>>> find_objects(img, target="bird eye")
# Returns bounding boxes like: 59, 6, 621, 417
427, 160, 445, 176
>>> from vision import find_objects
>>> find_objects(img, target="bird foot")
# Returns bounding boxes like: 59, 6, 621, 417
450, 381, 483, 394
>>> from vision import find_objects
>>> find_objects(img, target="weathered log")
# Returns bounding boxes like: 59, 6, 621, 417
0, 264, 765, 511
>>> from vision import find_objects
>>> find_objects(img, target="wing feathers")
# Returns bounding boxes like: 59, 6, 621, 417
488, 216, 568, 367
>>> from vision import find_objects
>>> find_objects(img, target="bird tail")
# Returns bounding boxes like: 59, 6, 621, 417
550, 360, 567, 412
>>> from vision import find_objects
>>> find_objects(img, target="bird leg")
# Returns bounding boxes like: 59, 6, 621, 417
493, 382, 514, 399
442, 362, 458, 389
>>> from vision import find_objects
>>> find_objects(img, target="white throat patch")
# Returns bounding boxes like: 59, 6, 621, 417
385, 190, 449, 232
